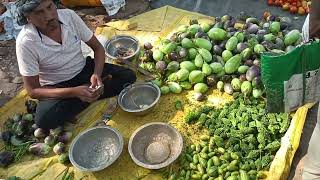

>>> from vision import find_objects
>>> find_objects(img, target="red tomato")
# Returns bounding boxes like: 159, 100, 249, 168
290, 6, 298, 13
297, 1, 301, 7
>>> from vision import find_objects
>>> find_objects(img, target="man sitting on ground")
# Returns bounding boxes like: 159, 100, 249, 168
15, 0, 136, 129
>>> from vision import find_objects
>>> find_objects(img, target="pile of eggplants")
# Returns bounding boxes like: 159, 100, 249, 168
0, 100, 70, 167
138, 12, 302, 100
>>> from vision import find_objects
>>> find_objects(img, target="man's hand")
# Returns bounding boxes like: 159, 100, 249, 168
90, 74, 103, 89
73, 85, 100, 103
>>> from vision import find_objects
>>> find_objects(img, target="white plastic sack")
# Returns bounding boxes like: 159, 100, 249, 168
100, 0, 125, 16
302, 14, 309, 42
0, 2, 22, 41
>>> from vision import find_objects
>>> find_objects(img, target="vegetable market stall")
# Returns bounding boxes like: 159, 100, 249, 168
0, 6, 314, 180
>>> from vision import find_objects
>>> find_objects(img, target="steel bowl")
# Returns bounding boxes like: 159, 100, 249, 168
69, 126, 123, 172
118, 82, 161, 116
128, 122, 183, 169
105, 35, 140, 62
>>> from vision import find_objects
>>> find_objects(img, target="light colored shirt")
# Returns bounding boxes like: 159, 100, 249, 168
16, 9, 93, 86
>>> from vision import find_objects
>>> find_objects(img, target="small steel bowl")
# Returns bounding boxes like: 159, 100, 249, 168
128, 122, 183, 169
69, 126, 123, 172
105, 35, 140, 62
118, 82, 161, 116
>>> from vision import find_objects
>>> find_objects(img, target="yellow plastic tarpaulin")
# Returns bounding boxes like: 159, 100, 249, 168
0, 6, 313, 180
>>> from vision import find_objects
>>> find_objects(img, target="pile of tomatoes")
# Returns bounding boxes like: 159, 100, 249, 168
267, 0, 311, 15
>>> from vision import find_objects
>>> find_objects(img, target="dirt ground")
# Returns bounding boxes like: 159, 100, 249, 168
0, 0, 150, 107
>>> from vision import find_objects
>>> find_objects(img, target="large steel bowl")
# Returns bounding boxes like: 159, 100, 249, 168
69, 126, 123, 172
128, 122, 183, 169
118, 82, 161, 116
104, 35, 140, 62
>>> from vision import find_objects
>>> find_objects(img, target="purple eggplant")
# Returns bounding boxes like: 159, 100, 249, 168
144, 42, 153, 50
58, 132, 73, 143
193, 93, 206, 101
267, 15, 276, 21
144, 50, 153, 60
261, 41, 275, 50
236, 43, 249, 53
243, 22, 252, 30
170, 33, 180, 42
179, 32, 191, 39
34, 128, 47, 138
246, 65, 261, 81
1, 131, 12, 144
247, 24, 259, 34
195, 31, 207, 38
179, 48, 188, 58
29, 143, 52, 156
0, 151, 14, 167
44, 135, 56, 146
156, 61, 167, 73
224, 83, 234, 95
219, 40, 227, 49
168, 52, 179, 61
244, 59, 254, 66
206, 75, 219, 87
257, 29, 268, 36
213, 45, 223, 55
53, 142, 65, 155
224, 19, 236, 30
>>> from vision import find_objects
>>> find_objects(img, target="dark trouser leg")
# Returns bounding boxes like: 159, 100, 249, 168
35, 98, 89, 129
99, 63, 137, 99
34, 58, 136, 129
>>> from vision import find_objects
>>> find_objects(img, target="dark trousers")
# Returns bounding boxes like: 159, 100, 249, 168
35, 57, 136, 129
